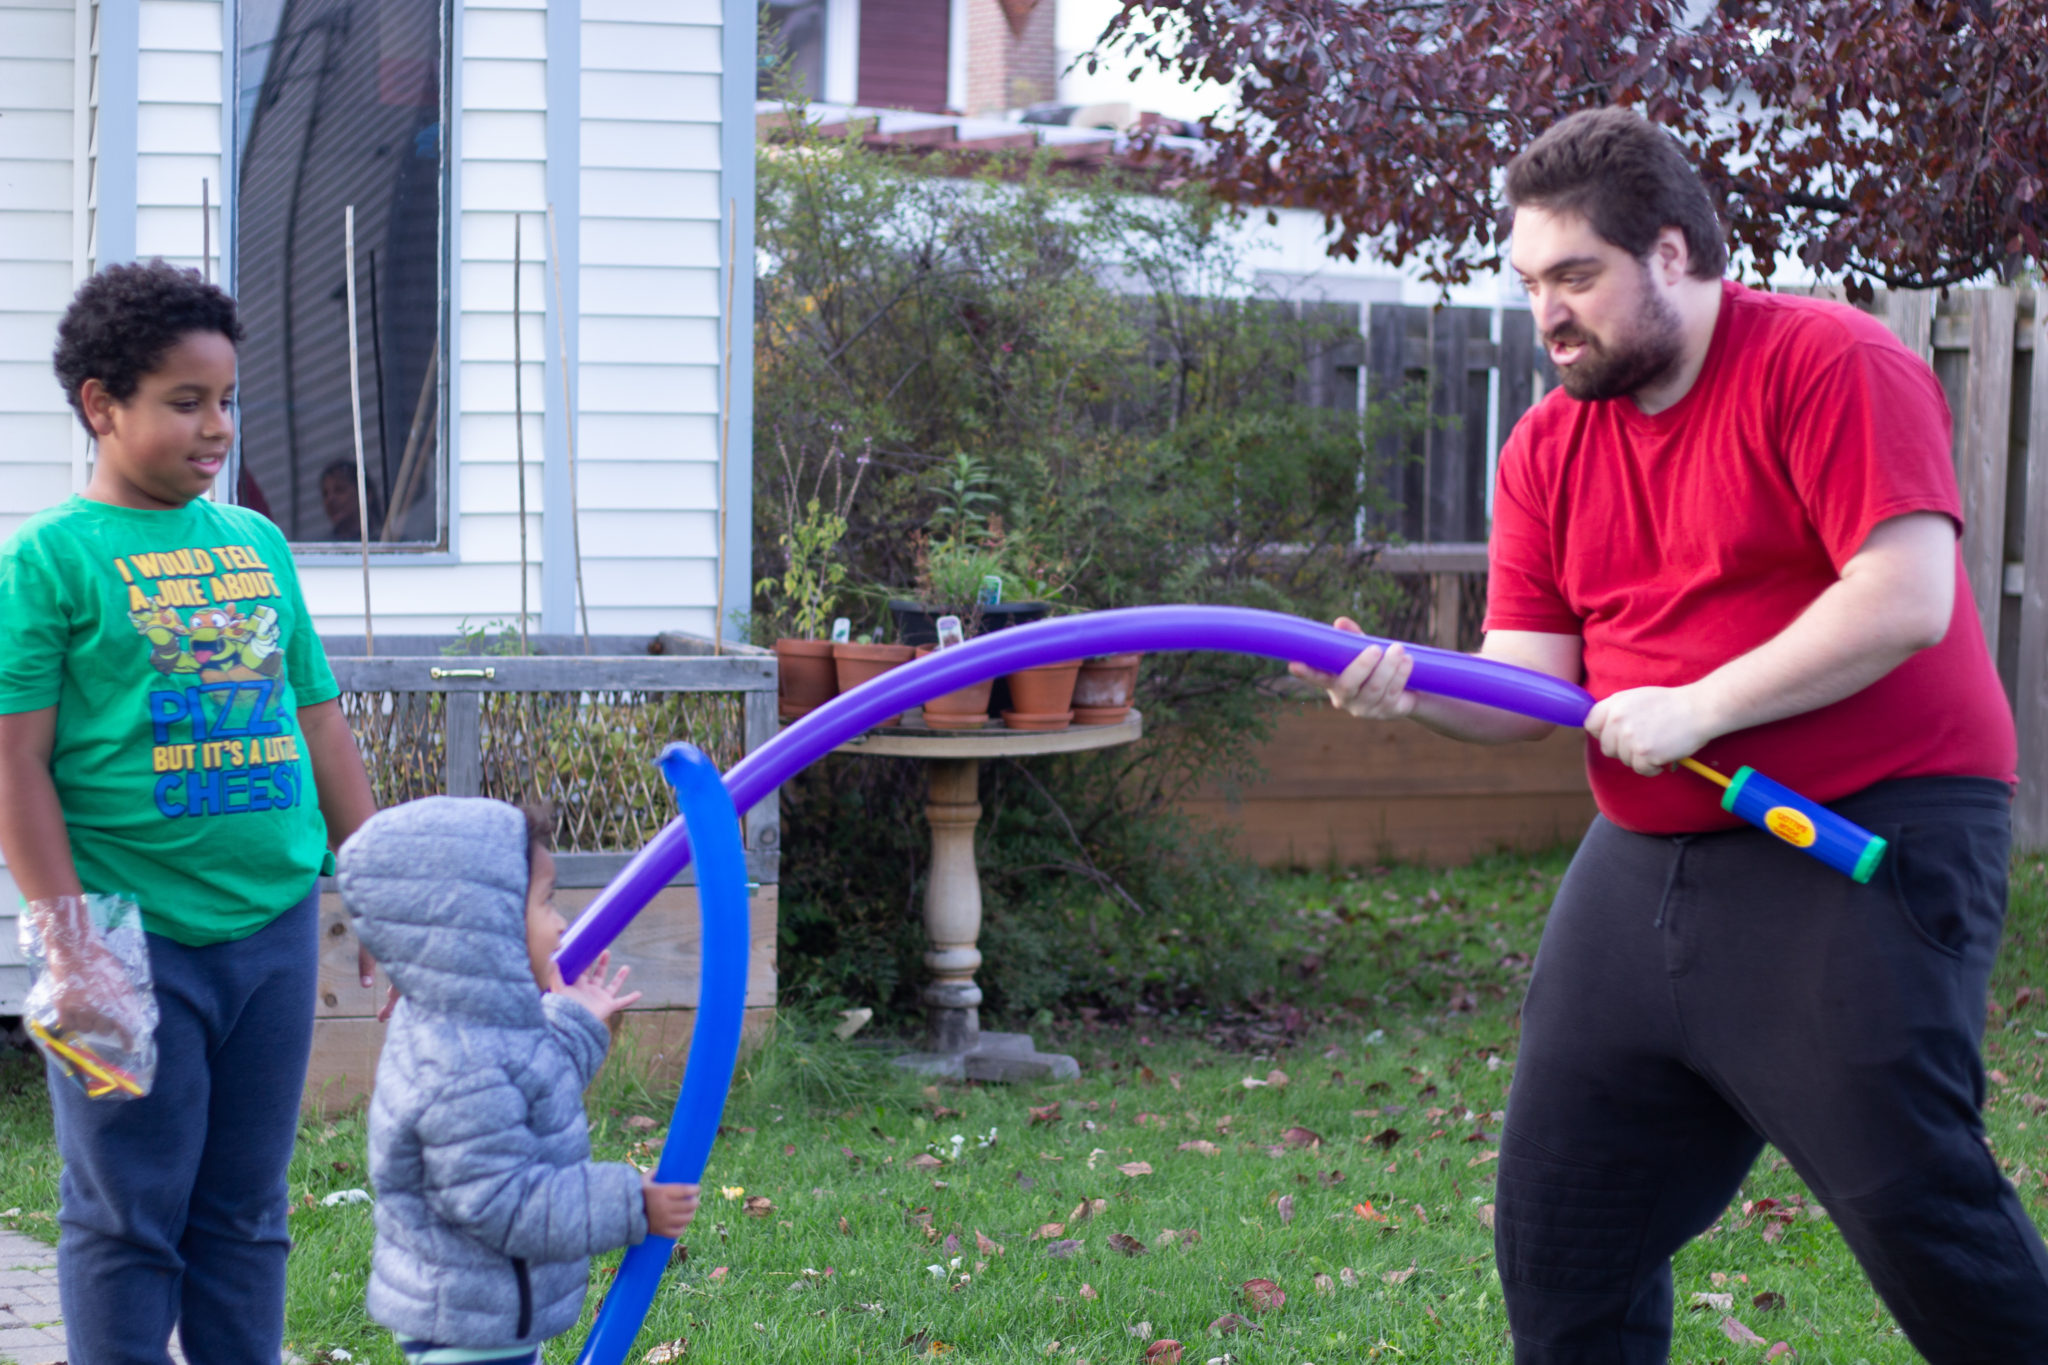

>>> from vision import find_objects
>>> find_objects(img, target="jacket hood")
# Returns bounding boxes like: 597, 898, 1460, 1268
337, 796, 545, 1025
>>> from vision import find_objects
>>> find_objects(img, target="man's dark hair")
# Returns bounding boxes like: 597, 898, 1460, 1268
52, 259, 244, 436
1505, 108, 1728, 280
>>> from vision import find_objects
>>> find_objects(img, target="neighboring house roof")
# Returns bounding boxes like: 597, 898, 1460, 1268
756, 99, 1209, 176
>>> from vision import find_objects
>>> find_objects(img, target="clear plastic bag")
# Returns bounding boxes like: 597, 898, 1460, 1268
20, 894, 158, 1099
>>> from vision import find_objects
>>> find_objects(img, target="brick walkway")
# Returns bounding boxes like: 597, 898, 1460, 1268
0, 1230, 63, 1365
0, 1229, 202, 1365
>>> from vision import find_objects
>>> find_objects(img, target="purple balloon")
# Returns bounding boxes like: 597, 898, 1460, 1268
556, 606, 1589, 978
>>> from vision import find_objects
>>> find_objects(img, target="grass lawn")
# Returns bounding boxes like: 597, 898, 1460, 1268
2, 847, 2045, 1364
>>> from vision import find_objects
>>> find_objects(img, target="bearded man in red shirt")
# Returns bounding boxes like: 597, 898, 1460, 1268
1297, 108, 2048, 1362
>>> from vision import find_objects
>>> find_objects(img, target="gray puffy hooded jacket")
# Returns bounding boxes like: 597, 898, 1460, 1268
338, 797, 648, 1347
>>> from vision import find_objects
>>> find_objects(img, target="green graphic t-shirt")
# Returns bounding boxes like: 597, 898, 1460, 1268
0, 496, 340, 945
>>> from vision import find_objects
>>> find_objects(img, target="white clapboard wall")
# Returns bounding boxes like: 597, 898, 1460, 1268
0, 0, 734, 639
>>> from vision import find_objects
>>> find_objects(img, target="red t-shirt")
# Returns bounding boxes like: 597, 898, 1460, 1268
1485, 279, 2016, 834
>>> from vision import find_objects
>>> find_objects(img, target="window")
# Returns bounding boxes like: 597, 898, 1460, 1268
762, 0, 827, 100
233, 0, 448, 547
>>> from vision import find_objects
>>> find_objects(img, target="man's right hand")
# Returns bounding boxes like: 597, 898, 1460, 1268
1287, 617, 1420, 720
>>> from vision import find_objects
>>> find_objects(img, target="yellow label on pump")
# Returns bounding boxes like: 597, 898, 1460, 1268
1764, 806, 1818, 847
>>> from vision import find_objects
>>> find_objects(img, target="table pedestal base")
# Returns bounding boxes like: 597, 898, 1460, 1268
892, 1031, 1081, 1083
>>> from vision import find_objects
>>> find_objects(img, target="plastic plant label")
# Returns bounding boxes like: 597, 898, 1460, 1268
830, 617, 852, 644
977, 575, 1003, 607
936, 615, 965, 649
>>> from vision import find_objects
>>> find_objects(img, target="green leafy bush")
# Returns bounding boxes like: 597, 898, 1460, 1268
754, 103, 1424, 1023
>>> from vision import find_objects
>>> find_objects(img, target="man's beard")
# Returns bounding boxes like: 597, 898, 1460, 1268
1546, 274, 1685, 403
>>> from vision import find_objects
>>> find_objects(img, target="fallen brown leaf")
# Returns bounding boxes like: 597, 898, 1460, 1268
1143, 1340, 1183, 1364
1339, 1267, 1360, 1288
1276, 1195, 1295, 1226
1365, 1127, 1402, 1150
1753, 1291, 1786, 1312
1467, 1150, 1499, 1167
1240, 1278, 1285, 1312
908, 1154, 944, 1170
1383, 1263, 1418, 1285
1043, 1238, 1083, 1259
743, 1196, 774, 1218
1079, 1283, 1099, 1300
1118, 1162, 1155, 1177
1280, 1126, 1323, 1149
1070, 1198, 1109, 1223
1031, 1222, 1066, 1240
1266, 1069, 1290, 1088
1108, 1232, 1148, 1256
624, 1115, 658, 1131
1765, 1343, 1796, 1360
708, 1265, 729, 1281
1721, 1316, 1767, 1346
838, 1216, 852, 1236
1030, 1103, 1063, 1125
975, 1230, 1004, 1256
1154, 1228, 1201, 1248
1313, 1273, 1334, 1295
1178, 1140, 1222, 1158
1207, 1312, 1261, 1336
1353, 1201, 1388, 1222
1476, 1203, 1495, 1230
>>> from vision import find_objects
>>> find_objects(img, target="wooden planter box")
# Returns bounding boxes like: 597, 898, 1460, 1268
309, 632, 781, 1113
1178, 695, 1595, 868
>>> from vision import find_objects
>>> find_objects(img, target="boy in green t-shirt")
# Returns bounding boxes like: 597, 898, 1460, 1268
0, 260, 379, 1363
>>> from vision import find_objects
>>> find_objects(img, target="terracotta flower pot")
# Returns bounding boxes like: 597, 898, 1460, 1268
914, 645, 995, 730
1002, 660, 1081, 730
833, 641, 917, 726
774, 638, 838, 720
1073, 652, 1142, 725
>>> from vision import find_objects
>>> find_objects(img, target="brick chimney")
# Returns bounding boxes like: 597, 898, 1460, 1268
963, 0, 1057, 116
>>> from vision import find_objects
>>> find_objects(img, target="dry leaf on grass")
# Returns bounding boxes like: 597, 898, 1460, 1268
1178, 1141, 1221, 1158
1118, 1162, 1154, 1177
1079, 1283, 1099, 1300
624, 1115, 658, 1131
909, 1155, 944, 1170
1339, 1267, 1361, 1288
743, 1196, 774, 1218
1721, 1316, 1767, 1346
1276, 1195, 1295, 1226
1240, 1279, 1286, 1311
1753, 1291, 1786, 1311
643, 1340, 687, 1362
1143, 1341, 1183, 1364
1030, 1103, 1063, 1125
1280, 1126, 1323, 1149
1313, 1273, 1334, 1295
1043, 1239, 1084, 1259
975, 1230, 1004, 1257
1108, 1232, 1148, 1256
1071, 1198, 1110, 1223
1690, 1292, 1733, 1312
1207, 1313, 1261, 1335
1154, 1228, 1201, 1248
1383, 1263, 1418, 1285
1031, 1223, 1066, 1240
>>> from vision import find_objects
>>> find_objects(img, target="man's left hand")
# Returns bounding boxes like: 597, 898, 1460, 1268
1584, 685, 1716, 775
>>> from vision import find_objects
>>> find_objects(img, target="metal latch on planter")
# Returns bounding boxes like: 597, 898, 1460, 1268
429, 666, 496, 681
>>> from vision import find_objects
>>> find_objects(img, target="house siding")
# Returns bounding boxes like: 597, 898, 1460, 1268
0, 0, 85, 543
575, 0, 725, 636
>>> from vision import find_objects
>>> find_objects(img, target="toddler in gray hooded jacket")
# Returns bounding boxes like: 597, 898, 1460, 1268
338, 796, 698, 1364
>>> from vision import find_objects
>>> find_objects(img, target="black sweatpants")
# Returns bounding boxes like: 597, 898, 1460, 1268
1497, 776, 2048, 1364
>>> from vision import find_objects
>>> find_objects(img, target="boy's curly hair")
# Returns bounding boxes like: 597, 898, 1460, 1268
52, 259, 244, 435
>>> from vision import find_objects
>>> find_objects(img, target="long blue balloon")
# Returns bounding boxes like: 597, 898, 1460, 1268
557, 605, 1590, 980
574, 742, 751, 1365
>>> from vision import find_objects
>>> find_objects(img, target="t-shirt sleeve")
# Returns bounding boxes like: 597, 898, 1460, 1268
1780, 339, 1961, 569
267, 527, 340, 707
1483, 424, 1582, 635
0, 534, 72, 715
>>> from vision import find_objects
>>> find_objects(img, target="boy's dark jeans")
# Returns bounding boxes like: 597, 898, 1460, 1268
1497, 777, 2048, 1364
48, 881, 318, 1365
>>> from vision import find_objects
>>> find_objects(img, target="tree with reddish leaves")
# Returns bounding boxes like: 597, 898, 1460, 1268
1088, 0, 2047, 291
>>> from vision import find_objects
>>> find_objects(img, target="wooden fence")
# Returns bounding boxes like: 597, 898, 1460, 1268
1194, 285, 2048, 865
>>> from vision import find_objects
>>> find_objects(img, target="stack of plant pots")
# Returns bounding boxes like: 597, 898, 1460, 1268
914, 644, 995, 729
773, 638, 838, 720
833, 640, 916, 726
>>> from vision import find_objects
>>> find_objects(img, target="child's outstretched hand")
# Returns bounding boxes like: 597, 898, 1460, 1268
643, 1177, 698, 1239
553, 949, 641, 1024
